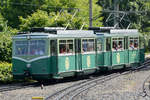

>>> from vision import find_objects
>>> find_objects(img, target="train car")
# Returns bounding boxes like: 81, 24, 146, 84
12, 28, 97, 80
12, 27, 145, 81
89, 27, 145, 70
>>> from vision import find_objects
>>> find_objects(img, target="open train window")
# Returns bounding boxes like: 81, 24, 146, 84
82, 39, 95, 53
112, 37, 124, 51
129, 37, 139, 50
59, 39, 74, 54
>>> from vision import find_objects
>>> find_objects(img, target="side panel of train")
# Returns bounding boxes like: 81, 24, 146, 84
54, 38, 97, 78
96, 32, 145, 70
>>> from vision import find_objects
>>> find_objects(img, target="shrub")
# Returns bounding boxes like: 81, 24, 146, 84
0, 62, 13, 83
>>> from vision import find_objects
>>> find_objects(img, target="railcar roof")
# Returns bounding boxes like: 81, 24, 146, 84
13, 30, 96, 39
96, 29, 139, 37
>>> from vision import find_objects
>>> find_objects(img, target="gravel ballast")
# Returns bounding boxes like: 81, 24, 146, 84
75, 67, 150, 100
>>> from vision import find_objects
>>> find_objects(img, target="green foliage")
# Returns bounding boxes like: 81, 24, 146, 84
0, 33, 12, 62
19, 10, 51, 31
19, 10, 88, 31
76, 0, 103, 27
1, 0, 45, 28
0, 14, 18, 62
19, 0, 103, 31
0, 62, 12, 83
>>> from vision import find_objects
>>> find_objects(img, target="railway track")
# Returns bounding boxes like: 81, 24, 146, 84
45, 58, 150, 100
0, 82, 39, 93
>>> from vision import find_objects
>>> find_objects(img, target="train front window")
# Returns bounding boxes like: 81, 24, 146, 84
15, 41, 28, 55
15, 40, 46, 56
30, 40, 45, 55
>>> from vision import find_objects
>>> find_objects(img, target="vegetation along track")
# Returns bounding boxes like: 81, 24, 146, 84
45, 58, 150, 100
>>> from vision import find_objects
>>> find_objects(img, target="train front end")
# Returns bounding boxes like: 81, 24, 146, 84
12, 33, 51, 80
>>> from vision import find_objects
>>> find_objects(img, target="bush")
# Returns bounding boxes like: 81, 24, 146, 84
0, 29, 17, 62
0, 62, 13, 83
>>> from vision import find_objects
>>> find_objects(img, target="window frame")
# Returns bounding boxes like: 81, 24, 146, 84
81, 38, 95, 54
97, 38, 103, 53
58, 38, 75, 55
14, 39, 47, 56
129, 37, 139, 50
111, 37, 124, 51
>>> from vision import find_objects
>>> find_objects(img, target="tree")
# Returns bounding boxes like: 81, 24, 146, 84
1, 0, 45, 28
98, 0, 150, 30
19, 0, 103, 31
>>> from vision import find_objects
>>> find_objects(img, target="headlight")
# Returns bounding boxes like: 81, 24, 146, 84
27, 64, 31, 68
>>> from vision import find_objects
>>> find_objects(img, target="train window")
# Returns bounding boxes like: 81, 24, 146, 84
30, 40, 46, 55
129, 37, 139, 50
112, 41, 117, 51
15, 41, 28, 55
118, 40, 123, 51
88, 39, 94, 51
97, 40, 102, 52
15, 40, 46, 56
82, 39, 95, 53
59, 39, 74, 54
112, 38, 124, 51
82, 39, 88, 52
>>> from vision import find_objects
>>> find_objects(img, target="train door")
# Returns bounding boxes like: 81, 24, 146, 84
75, 39, 82, 71
81, 38, 96, 73
50, 40, 58, 74
57, 39, 76, 77
96, 37, 104, 67
124, 36, 129, 64
104, 37, 111, 67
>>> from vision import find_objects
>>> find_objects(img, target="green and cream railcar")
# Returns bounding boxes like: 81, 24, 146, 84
95, 29, 145, 70
12, 30, 97, 80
